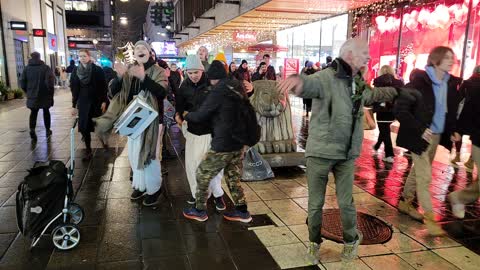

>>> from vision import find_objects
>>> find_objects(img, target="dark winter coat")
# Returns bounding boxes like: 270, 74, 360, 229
393, 70, 462, 154
66, 60, 76, 73
20, 59, 55, 109
169, 70, 182, 92
175, 73, 212, 135
266, 65, 276, 80
373, 74, 404, 122
457, 75, 480, 146
70, 63, 108, 133
185, 79, 246, 152
110, 59, 167, 125
235, 67, 251, 82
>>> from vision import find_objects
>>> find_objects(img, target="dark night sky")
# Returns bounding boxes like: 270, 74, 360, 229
113, 0, 150, 47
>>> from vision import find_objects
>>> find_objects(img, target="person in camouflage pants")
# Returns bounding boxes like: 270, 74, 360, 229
195, 150, 246, 210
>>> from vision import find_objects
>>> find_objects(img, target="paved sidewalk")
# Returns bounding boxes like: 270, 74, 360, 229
0, 92, 478, 270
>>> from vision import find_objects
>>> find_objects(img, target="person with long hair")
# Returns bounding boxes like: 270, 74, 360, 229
228, 61, 237, 80
70, 49, 108, 160
252, 62, 268, 81
372, 65, 404, 163
395, 46, 463, 236
235, 60, 251, 82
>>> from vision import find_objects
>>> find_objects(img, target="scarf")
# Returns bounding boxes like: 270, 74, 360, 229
94, 62, 165, 169
77, 62, 93, 85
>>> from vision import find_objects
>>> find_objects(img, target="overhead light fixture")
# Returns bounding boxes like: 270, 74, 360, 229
119, 16, 127, 21
161, 33, 166, 36
120, 0, 129, 2
157, 32, 161, 35
166, 25, 171, 30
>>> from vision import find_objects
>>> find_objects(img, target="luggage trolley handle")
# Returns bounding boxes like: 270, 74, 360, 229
70, 118, 78, 173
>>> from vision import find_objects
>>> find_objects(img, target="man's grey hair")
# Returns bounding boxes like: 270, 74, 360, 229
339, 38, 367, 58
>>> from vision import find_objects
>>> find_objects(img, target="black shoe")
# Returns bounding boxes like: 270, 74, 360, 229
143, 189, 163, 206
46, 129, 52, 137
214, 196, 226, 211
82, 149, 93, 161
186, 197, 196, 205
30, 130, 37, 141
130, 170, 133, 182
131, 189, 146, 200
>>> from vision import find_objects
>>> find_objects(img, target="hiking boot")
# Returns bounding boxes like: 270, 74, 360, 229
448, 192, 465, 219
186, 197, 196, 205
131, 189, 146, 200
464, 157, 475, 170
451, 153, 461, 164
306, 242, 320, 265
143, 189, 163, 207
223, 209, 252, 223
214, 196, 226, 211
183, 207, 208, 222
398, 199, 423, 221
30, 130, 37, 141
424, 212, 446, 236
383, 156, 394, 163
341, 230, 363, 262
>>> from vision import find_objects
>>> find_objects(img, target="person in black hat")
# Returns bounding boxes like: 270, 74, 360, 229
182, 60, 252, 223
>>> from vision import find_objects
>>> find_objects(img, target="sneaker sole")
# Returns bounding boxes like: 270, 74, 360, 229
223, 215, 252, 223
186, 201, 196, 205
131, 194, 146, 200
143, 200, 160, 207
215, 205, 226, 211
183, 212, 208, 222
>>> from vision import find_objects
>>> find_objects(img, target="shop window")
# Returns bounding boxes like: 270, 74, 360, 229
464, 0, 480, 78
320, 14, 349, 64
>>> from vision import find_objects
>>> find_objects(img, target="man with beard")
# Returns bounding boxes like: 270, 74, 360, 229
96, 40, 168, 207
175, 55, 225, 210
279, 38, 399, 264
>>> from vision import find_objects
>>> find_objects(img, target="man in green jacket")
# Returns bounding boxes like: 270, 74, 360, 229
279, 38, 398, 263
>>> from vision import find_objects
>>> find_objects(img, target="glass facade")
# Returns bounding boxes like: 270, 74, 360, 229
57, 7, 66, 66
277, 14, 349, 65
355, 0, 479, 83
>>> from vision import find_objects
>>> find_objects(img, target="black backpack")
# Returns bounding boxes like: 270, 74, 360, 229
227, 82, 261, 147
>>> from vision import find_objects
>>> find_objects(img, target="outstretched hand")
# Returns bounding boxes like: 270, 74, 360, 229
278, 75, 303, 96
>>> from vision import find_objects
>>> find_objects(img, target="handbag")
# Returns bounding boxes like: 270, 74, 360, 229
363, 107, 376, 130
241, 148, 274, 181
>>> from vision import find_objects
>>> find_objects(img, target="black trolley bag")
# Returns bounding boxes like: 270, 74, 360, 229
15, 119, 84, 251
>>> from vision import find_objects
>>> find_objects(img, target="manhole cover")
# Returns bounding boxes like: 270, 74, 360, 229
320, 209, 393, 245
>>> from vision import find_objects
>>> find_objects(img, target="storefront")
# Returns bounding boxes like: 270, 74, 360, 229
276, 14, 349, 67
352, 0, 480, 83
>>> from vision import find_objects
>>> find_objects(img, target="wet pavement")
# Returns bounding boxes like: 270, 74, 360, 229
0, 92, 478, 269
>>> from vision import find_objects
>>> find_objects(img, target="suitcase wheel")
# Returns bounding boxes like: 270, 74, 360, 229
52, 223, 80, 250
67, 203, 84, 225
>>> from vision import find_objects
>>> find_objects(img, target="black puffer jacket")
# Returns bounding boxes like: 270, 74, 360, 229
20, 59, 55, 109
457, 75, 480, 146
394, 70, 462, 154
175, 73, 212, 135
373, 74, 404, 121
185, 79, 246, 152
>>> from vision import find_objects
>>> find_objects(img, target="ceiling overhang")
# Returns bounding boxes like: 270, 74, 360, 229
178, 0, 381, 49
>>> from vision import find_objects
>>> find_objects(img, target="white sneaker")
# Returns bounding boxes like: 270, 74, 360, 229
342, 230, 363, 262
382, 156, 394, 163
448, 193, 465, 219
307, 242, 320, 265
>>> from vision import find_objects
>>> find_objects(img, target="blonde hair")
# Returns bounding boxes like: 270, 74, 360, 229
379, 65, 395, 76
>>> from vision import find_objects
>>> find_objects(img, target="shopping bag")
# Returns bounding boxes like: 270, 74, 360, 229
242, 148, 274, 181
363, 107, 376, 130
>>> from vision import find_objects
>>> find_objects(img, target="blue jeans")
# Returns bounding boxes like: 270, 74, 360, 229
307, 157, 358, 244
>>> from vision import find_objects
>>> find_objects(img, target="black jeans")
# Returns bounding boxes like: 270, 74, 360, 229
29, 108, 51, 130
81, 131, 92, 150
375, 122, 394, 158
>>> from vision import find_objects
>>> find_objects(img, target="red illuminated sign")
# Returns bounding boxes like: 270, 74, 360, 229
232, 31, 257, 42
68, 42, 76, 48
32, 29, 46, 37
51, 38, 56, 48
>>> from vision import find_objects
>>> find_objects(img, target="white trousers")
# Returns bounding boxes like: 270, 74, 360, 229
183, 125, 224, 199
128, 124, 163, 195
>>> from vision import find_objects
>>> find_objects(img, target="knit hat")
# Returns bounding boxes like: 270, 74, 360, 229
31, 52, 41, 60
306, 61, 313, 68
157, 59, 169, 70
241, 59, 248, 65
214, 52, 227, 64
134, 40, 151, 52
185, 55, 204, 71
207, 60, 227, 80
315, 62, 321, 68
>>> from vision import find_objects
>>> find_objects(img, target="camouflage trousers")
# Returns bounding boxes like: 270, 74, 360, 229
195, 150, 246, 210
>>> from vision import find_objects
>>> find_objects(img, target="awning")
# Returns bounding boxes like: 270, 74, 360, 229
247, 44, 288, 52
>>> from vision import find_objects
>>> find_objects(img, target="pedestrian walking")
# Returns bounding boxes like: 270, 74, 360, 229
395, 46, 463, 236
175, 55, 225, 209
70, 49, 108, 160
448, 65, 480, 218
372, 65, 404, 163
279, 38, 399, 263
20, 51, 55, 141
182, 60, 253, 223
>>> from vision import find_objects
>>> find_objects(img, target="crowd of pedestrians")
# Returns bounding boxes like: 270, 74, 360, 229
17, 38, 479, 264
